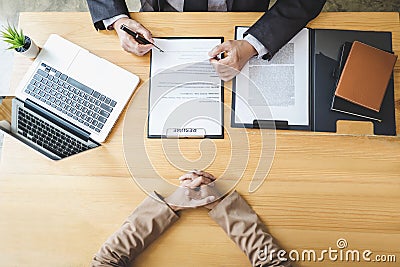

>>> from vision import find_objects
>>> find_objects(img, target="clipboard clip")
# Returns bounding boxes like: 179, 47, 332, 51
253, 120, 289, 130
166, 128, 206, 139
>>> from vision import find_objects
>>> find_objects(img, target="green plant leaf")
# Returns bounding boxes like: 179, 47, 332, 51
1, 24, 26, 49
3, 40, 23, 50
7, 26, 17, 39
1, 30, 11, 40
17, 36, 24, 45
3, 39, 16, 44
2, 33, 13, 39
1, 24, 26, 50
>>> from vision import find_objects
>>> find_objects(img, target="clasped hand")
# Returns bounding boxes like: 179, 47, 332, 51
114, 18, 257, 81
164, 170, 223, 212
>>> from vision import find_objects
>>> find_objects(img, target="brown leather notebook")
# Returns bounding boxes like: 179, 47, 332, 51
334, 41, 397, 112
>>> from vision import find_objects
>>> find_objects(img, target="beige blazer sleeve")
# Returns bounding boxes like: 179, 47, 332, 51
91, 194, 179, 267
209, 191, 291, 267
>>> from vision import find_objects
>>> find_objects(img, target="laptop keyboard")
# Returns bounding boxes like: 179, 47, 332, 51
17, 107, 91, 158
24, 62, 117, 134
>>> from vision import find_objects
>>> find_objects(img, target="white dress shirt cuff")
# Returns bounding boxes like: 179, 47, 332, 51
244, 34, 269, 59
103, 14, 129, 30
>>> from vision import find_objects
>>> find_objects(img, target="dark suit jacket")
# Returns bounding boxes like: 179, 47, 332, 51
86, 0, 326, 59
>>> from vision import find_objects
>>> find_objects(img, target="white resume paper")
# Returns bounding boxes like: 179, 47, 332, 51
148, 38, 223, 138
233, 27, 310, 127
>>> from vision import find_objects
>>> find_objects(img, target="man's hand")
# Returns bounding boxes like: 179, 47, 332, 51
209, 40, 257, 81
113, 17, 153, 56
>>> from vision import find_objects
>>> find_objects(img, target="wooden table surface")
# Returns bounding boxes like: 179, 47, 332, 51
0, 12, 399, 267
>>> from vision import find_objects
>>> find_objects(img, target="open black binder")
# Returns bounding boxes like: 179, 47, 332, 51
231, 28, 396, 136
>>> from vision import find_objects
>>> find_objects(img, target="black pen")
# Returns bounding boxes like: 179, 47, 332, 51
120, 24, 164, 52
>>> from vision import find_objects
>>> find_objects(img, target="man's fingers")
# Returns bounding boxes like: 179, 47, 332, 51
217, 56, 239, 71
117, 19, 153, 56
210, 59, 229, 74
217, 55, 233, 65
137, 44, 153, 54
131, 22, 153, 42
121, 35, 136, 50
140, 30, 154, 43
208, 41, 231, 58
210, 56, 239, 81
210, 58, 233, 72
208, 45, 223, 58
134, 27, 154, 43
131, 38, 152, 53
210, 58, 219, 69
210, 61, 236, 81
120, 34, 152, 56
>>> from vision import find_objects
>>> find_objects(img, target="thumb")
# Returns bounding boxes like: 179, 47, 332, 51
208, 42, 231, 58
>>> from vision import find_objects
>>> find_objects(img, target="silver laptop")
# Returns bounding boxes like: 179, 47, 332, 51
0, 34, 139, 160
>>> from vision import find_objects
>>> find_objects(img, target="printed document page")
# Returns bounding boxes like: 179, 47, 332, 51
233, 27, 309, 126
148, 38, 223, 137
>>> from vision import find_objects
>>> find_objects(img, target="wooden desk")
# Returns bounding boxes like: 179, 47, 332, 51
0, 12, 399, 267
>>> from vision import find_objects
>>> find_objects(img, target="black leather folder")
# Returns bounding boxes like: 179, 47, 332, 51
312, 29, 395, 136
231, 28, 396, 136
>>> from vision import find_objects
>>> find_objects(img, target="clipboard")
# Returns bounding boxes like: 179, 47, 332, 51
147, 37, 225, 139
231, 27, 396, 136
231, 26, 312, 131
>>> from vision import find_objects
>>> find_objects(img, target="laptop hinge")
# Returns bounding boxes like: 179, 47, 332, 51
24, 99, 91, 141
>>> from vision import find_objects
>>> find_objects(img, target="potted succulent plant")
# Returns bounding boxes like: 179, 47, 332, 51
1, 25, 39, 59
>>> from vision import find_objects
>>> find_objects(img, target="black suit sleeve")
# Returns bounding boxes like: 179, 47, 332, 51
86, 0, 130, 30
246, 0, 326, 59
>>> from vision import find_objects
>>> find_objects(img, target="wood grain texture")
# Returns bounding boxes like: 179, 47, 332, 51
0, 12, 399, 267
0, 97, 12, 121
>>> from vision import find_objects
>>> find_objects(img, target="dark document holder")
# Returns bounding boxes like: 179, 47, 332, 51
231, 28, 396, 136
312, 29, 395, 136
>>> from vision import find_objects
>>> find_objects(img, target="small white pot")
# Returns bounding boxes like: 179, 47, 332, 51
17, 36, 40, 59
